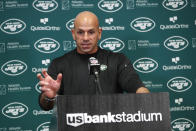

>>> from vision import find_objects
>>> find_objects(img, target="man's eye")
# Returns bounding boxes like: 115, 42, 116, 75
89, 31, 95, 34
77, 31, 83, 34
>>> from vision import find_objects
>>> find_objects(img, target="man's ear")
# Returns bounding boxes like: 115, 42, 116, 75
71, 29, 76, 40
98, 27, 102, 40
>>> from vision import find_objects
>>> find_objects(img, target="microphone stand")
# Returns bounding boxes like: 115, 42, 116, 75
94, 70, 102, 94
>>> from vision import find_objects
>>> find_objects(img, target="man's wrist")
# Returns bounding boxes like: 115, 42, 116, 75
44, 95, 57, 102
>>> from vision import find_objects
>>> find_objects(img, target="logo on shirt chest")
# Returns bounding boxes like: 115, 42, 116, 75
100, 64, 107, 71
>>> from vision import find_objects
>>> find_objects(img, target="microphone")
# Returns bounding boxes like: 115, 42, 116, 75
88, 57, 100, 76
88, 57, 102, 94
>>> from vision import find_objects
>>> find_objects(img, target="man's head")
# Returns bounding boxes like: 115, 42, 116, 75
71, 11, 102, 54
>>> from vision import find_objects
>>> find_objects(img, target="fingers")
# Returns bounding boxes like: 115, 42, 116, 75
56, 73, 63, 83
37, 73, 44, 81
41, 87, 51, 92
39, 81, 49, 86
42, 70, 49, 78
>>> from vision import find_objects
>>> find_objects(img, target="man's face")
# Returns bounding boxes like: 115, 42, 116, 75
72, 17, 102, 54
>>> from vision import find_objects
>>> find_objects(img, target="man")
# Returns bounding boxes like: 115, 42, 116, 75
37, 11, 149, 111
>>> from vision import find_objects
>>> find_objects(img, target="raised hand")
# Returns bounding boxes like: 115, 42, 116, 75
37, 70, 62, 98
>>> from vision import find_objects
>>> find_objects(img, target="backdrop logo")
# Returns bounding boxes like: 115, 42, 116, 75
66, 18, 75, 31
36, 122, 50, 131
32, 0, 58, 12
171, 118, 194, 131
1, 60, 27, 76
35, 82, 41, 93
167, 77, 192, 92
164, 36, 189, 51
130, 17, 155, 32
2, 102, 28, 118
0, 19, 26, 34
133, 58, 158, 73
98, 0, 123, 13
99, 38, 125, 52
34, 38, 60, 53
162, 0, 188, 11
66, 111, 162, 127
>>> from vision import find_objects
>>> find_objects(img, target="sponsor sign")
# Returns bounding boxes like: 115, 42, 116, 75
133, 58, 158, 73
99, 37, 125, 52
0, 43, 5, 53
160, 16, 189, 30
0, 19, 26, 34
34, 38, 60, 53
42, 59, 50, 66
170, 98, 195, 112
171, 118, 194, 131
2, 102, 28, 118
128, 40, 160, 50
33, 109, 53, 116
102, 18, 125, 31
192, 38, 196, 48
164, 36, 189, 51
167, 77, 192, 92
66, 18, 75, 31
30, 18, 61, 31
4, 1, 28, 9
62, 0, 94, 10
162, 57, 191, 71
35, 82, 41, 93
143, 81, 163, 89
32, 67, 47, 73
162, 0, 188, 11
32, 0, 58, 12
63, 41, 76, 51
191, 0, 196, 7
130, 17, 155, 32
0, 85, 6, 95
0, 1, 3, 10
66, 111, 163, 127
7, 84, 32, 93
98, 0, 123, 13
36, 122, 50, 131
6, 42, 30, 50
127, 0, 158, 9
1, 60, 27, 76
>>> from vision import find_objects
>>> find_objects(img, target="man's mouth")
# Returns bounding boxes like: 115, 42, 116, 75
81, 43, 91, 48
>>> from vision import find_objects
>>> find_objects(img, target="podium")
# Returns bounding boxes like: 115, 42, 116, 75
56, 92, 171, 131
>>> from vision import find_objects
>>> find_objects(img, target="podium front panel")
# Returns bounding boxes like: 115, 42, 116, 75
57, 92, 171, 131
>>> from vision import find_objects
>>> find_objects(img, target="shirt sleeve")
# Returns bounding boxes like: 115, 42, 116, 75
117, 53, 145, 93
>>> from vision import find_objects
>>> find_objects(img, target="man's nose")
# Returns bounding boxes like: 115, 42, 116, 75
83, 32, 89, 40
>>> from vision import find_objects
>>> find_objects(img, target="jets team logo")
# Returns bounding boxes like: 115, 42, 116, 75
2, 102, 28, 118
162, 0, 188, 11
35, 82, 41, 93
167, 77, 192, 92
1, 60, 27, 76
32, 0, 58, 13
130, 17, 155, 32
164, 36, 189, 51
99, 37, 125, 52
133, 58, 158, 73
34, 38, 60, 53
66, 19, 75, 31
0, 19, 26, 34
36, 122, 50, 131
171, 118, 194, 131
98, 0, 123, 13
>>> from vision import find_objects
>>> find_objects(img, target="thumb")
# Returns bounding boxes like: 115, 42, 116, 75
56, 73, 62, 83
